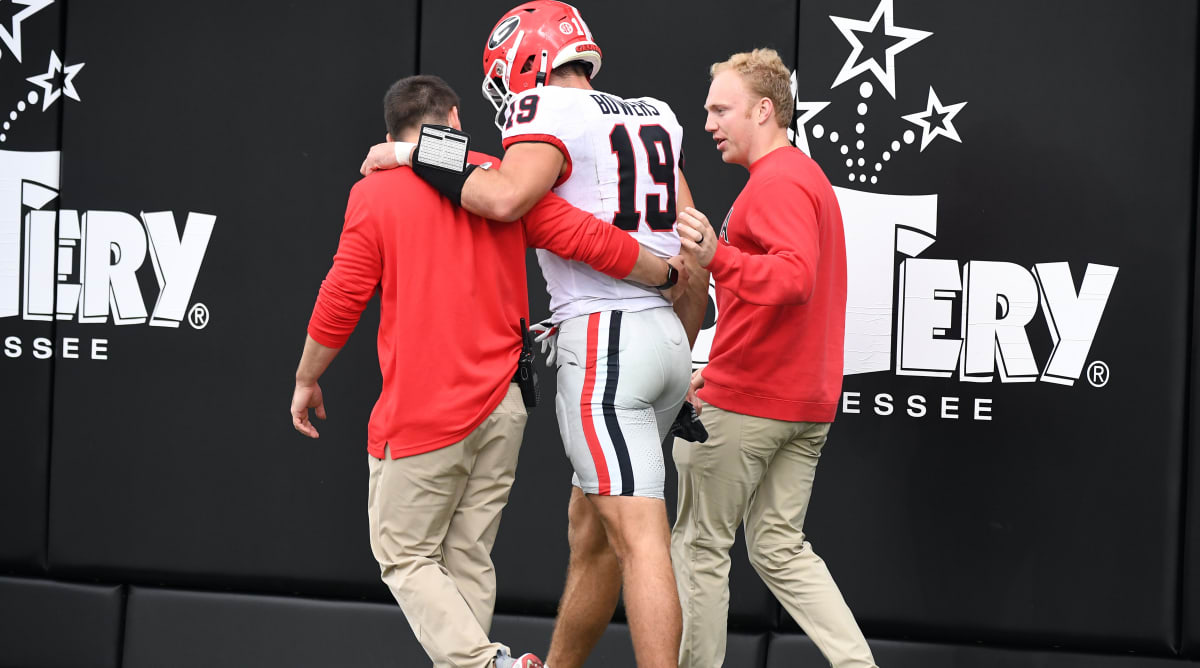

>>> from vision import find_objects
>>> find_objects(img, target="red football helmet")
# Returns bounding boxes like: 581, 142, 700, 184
481, 1, 603, 129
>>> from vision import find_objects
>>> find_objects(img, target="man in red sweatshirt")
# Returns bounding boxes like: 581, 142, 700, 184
289, 75, 683, 668
672, 50, 878, 668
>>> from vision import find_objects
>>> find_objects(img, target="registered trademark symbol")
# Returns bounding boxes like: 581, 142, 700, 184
1087, 361, 1109, 388
188, 303, 210, 330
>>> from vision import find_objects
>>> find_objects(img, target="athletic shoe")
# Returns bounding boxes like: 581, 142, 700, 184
495, 649, 544, 668
513, 654, 544, 668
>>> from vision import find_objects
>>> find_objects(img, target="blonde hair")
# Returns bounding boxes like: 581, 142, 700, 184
710, 48, 793, 128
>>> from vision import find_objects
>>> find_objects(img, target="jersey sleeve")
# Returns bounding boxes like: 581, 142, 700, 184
501, 88, 580, 186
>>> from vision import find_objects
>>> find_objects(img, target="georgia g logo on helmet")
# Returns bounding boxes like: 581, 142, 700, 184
488, 15, 521, 50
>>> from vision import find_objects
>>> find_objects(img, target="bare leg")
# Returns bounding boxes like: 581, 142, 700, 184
589, 494, 681, 668
546, 487, 622, 668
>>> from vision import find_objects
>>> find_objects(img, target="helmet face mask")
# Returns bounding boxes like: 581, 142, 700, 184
481, 1, 603, 130
482, 59, 513, 130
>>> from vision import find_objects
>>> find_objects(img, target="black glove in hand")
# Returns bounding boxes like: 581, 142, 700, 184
669, 402, 708, 443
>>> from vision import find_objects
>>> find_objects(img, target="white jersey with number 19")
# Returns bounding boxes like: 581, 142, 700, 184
501, 85, 684, 323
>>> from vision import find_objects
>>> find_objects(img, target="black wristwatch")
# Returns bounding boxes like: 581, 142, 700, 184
654, 264, 679, 290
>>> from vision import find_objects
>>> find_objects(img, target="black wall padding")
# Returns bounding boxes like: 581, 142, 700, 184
0, 325, 52, 572
1185, 18, 1200, 652
120, 585, 769, 668
46, 0, 417, 596
766, 634, 1200, 668
791, 0, 1197, 651
0, 0, 64, 572
1180, 93, 1200, 657
121, 587, 427, 668
0, 576, 123, 668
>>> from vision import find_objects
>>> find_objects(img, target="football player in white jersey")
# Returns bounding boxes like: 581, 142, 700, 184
361, 3, 707, 667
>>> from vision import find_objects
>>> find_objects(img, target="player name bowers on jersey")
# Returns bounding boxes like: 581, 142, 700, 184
588, 93, 662, 117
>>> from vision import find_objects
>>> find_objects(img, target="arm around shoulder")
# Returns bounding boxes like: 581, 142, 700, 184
522, 192, 641, 277
460, 141, 565, 222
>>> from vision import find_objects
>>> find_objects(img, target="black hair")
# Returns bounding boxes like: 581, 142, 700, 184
383, 75, 460, 138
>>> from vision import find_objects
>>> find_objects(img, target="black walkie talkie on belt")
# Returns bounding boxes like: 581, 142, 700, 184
516, 318, 540, 408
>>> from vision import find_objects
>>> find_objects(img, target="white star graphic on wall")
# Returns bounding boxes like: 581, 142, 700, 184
830, 0, 930, 99
0, 0, 53, 63
26, 49, 84, 110
787, 71, 829, 157
901, 87, 967, 151
790, 101, 829, 157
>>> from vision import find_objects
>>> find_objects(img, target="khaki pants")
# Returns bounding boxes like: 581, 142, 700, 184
671, 401, 877, 668
368, 384, 528, 668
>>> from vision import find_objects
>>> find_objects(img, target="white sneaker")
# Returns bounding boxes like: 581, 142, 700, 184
513, 654, 544, 668
495, 649, 544, 668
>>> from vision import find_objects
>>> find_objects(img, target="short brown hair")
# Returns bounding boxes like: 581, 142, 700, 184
552, 61, 592, 79
383, 75, 460, 138
710, 48, 793, 128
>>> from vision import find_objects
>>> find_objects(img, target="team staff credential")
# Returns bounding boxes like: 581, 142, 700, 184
673, 49, 879, 668
290, 75, 684, 668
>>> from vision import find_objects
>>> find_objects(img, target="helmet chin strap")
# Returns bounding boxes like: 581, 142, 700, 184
536, 50, 550, 87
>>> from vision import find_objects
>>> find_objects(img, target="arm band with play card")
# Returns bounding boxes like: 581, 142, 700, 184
412, 124, 477, 207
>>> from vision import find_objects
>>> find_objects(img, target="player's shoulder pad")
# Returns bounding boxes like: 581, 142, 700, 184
514, 85, 580, 103
509, 85, 586, 116
503, 86, 585, 140
630, 96, 678, 121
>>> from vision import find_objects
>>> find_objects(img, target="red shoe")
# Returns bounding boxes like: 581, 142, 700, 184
495, 651, 544, 668
512, 653, 544, 668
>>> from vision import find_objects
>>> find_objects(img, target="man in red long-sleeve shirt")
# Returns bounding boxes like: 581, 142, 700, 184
289, 75, 683, 668
671, 50, 878, 668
